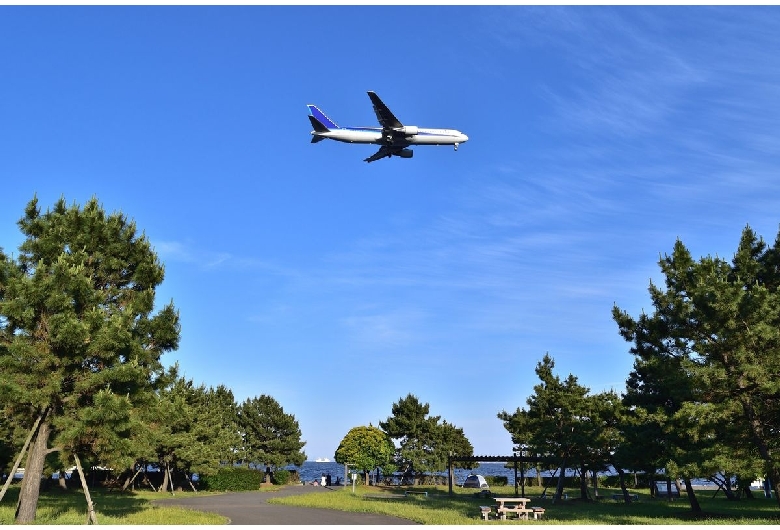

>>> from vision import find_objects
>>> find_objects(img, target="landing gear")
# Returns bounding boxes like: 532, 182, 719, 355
454, 143, 459, 151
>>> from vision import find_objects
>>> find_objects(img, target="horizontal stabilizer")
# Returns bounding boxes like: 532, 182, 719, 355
311, 135, 325, 143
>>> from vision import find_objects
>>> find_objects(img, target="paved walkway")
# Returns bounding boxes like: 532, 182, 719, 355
153, 485, 418, 525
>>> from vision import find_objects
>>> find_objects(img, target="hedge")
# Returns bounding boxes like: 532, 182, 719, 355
198, 467, 264, 491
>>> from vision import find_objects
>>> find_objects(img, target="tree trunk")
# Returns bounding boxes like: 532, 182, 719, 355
649, 473, 656, 498
0, 410, 45, 503
740, 397, 780, 508
722, 476, 735, 500
160, 464, 169, 493
608, 455, 632, 504
15, 414, 52, 523
683, 477, 701, 513
73, 453, 98, 524
616, 467, 632, 504
674, 478, 684, 497
768, 471, 780, 509
579, 467, 588, 500
554, 460, 566, 503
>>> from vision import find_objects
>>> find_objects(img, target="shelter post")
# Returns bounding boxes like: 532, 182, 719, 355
448, 453, 453, 495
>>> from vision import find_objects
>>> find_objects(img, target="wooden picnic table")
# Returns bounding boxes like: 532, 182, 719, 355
493, 497, 533, 520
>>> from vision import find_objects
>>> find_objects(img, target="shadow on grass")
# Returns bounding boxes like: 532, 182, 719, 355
1, 484, 156, 523
367, 485, 780, 524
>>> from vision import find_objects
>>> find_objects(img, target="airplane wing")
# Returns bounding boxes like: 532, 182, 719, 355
364, 145, 405, 163
367, 91, 403, 130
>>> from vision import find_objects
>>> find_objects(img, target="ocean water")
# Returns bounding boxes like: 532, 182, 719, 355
285, 461, 542, 486
285, 462, 728, 489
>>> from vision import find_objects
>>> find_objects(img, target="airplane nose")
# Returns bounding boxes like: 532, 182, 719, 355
461, 133, 469, 143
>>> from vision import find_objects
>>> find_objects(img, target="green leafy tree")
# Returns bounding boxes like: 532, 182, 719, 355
615, 330, 696, 503
0, 249, 12, 477
380, 394, 440, 482
435, 421, 475, 470
583, 391, 634, 502
205, 385, 242, 466
237, 395, 306, 470
613, 226, 780, 508
0, 196, 180, 522
334, 425, 396, 485
498, 354, 590, 501
0, 416, 14, 481
145, 377, 239, 493
379, 394, 473, 483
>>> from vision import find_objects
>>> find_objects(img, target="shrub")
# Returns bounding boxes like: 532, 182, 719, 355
198, 467, 264, 491
272, 469, 290, 485
486, 475, 508, 487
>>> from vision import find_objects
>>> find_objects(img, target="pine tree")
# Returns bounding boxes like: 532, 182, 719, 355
614, 226, 780, 509
380, 394, 441, 482
498, 354, 590, 502
0, 196, 180, 522
237, 395, 306, 470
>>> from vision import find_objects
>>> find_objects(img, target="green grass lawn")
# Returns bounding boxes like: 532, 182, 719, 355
269, 484, 780, 525
0, 485, 227, 525
2, 483, 777, 524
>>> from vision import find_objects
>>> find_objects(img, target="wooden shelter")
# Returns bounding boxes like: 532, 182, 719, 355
447, 454, 559, 496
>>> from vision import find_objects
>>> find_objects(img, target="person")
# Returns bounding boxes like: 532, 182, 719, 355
335, 476, 342, 486
321, 474, 326, 487
326, 473, 332, 487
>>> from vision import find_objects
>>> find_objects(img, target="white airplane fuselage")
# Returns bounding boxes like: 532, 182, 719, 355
307, 91, 468, 162
313, 127, 468, 147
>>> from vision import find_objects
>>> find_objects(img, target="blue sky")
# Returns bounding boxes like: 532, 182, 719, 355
3, 6, 780, 461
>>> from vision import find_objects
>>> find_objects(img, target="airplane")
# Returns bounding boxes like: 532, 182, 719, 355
307, 91, 469, 163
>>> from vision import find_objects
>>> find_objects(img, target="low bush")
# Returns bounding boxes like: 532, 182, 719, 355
272, 469, 290, 485
198, 467, 263, 491
486, 475, 508, 486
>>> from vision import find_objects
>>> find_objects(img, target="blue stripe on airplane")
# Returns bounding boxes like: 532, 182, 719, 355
308, 105, 339, 130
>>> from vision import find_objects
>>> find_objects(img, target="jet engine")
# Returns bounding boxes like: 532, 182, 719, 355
396, 148, 414, 158
394, 126, 419, 136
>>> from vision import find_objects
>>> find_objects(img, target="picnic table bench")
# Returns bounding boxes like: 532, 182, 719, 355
404, 490, 428, 497
363, 493, 405, 500
494, 497, 534, 520
478, 502, 545, 521
612, 493, 639, 501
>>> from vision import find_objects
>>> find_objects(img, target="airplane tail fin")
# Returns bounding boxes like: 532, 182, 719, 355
307, 104, 339, 130
308, 115, 330, 135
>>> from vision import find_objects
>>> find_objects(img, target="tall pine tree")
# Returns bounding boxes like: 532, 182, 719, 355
614, 226, 780, 508
0, 196, 180, 522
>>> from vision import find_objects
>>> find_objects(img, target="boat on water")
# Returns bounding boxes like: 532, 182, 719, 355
314, 458, 331, 463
